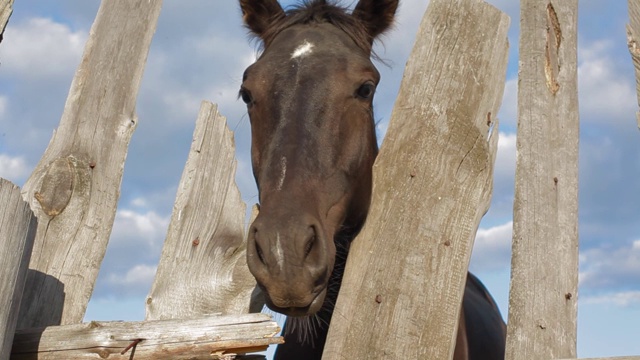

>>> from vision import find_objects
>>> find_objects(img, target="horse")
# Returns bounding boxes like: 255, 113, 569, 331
237, 0, 507, 359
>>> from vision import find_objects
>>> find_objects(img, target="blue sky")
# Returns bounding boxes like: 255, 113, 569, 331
1, 0, 639, 358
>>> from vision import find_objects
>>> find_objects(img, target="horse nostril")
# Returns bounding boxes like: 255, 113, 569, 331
256, 241, 266, 265
252, 228, 266, 265
304, 227, 317, 259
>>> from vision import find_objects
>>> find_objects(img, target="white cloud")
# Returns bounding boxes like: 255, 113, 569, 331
110, 209, 170, 250
0, 153, 30, 183
0, 17, 87, 79
107, 264, 157, 288
486, 132, 517, 219
498, 78, 517, 128
497, 38, 638, 130
578, 40, 636, 124
92, 208, 169, 299
130, 197, 148, 208
105, 264, 157, 297
470, 221, 512, 272
582, 291, 640, 307
579, 240, 640, 292
494, 131, 516, 178
0, 96, 6, 117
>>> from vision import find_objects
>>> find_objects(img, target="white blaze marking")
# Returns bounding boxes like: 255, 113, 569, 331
291, 40, 314, 59
277, 156, 287, 191
275, 232, 285, 271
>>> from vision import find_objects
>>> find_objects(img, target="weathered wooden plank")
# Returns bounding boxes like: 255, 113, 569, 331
0, 0, 12, 44
322, 0, 509, 358
18, 0, 162, 329
11, 313, 283, 360
0, 179, 37, 360
505, 1, 579, 359
146, 101, 259, 320
627, 0, 640, 128
556, 357, 640, 360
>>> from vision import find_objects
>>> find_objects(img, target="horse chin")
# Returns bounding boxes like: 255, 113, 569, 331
265, 288, 327, 317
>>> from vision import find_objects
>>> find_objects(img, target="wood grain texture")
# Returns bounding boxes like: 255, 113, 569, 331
11, 313, 282, 360
322, 0, 509, 358
557, 358, 640, 360
146, 101, 258, 320
0, 179, 37, 360
0, 0, 12, 44
18, 0, 162, 329
628, 0, 640, 128
505, 1, 579, 359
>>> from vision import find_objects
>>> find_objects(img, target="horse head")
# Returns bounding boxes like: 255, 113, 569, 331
239, 0, 398, 317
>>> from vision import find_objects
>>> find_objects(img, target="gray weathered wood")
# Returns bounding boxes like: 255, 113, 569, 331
0, 179, 37, 360
19, 0, 162, 329
505, 1, 579, 359
0, 0, 12, 45
322, 0, 509, 358
556, 357, 640, 360
11, 313, 283, 360
146, 101, 257, 320
627, 0, 640, 128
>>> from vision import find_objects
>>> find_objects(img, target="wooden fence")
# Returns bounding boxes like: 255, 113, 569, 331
506, 1, 579, 359
1, 0, 639, 359
324, 0, 508, 357
0, 0, 279, 359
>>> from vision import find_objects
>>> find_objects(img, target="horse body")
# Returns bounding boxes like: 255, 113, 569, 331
237, 0, 506, 358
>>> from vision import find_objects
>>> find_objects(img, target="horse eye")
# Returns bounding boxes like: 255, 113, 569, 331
239, 88, 253, 105
356, 82, 375, 99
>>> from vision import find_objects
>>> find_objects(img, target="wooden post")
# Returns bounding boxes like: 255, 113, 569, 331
322, 0, 509, 358
18, 0, 162, 329
627, 0, 640, 129
146, 101, 259, 320
505, 1, 579, 359
11, 313, 282, 360
0, 179, 37, 360
0, 0, 12, 45
556, 357, 640, 360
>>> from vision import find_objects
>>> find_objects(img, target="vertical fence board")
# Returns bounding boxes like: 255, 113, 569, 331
146, 101, 257, 320
557, 358, 640, 360
0, 179, 37, 360
0, 0, 12, 44
18, 0, 162, 329
322, 0, 509, 358
505, 1, 579, 359
627, 0, 640, 128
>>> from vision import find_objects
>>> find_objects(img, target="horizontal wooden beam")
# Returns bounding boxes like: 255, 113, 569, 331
12, 313, 283, 360
557, 357, 640, 360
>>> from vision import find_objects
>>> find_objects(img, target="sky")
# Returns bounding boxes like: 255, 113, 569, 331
0, 0, 638, 358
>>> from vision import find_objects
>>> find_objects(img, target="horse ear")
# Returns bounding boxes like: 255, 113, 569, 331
352, 0, 399, 40
239, 0, 285, 39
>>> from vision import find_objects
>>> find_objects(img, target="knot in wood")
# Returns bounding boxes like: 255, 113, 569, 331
35, 157, 75, 217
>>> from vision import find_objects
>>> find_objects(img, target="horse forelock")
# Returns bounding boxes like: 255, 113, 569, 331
255, 0, 373, 55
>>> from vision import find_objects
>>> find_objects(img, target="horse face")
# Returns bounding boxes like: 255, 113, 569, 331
239, 0, 397, 317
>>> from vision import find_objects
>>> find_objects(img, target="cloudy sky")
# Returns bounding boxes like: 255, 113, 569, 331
1, 0, 639, 358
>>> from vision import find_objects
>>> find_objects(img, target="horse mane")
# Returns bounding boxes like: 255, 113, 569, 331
259, 0, 373, 53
